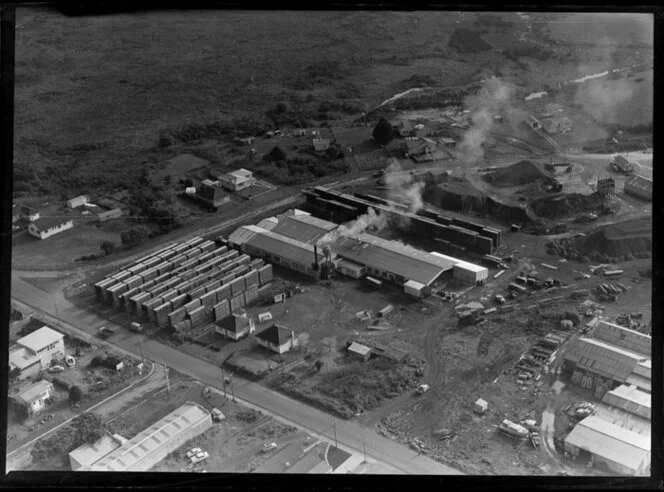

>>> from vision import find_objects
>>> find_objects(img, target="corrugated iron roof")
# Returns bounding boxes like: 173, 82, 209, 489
565, 415, 650, 472
625, 174, 652, 193
592, 320, 651, 357
86, 402, 210, 472
271, 215, 336, 244
563, 337, 645, 382
14, 380, 53, 404
602, 384, 651, 419
348, 342, 371, 356
69, 433, 122, 469
245, 227, 323, 267
334, 233, 454, 286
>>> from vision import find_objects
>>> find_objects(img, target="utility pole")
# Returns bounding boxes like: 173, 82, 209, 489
138, 338, 144, 365
164, 364, 170, 393
363, 441, 367, 464
221, 366, 227, 398
230, 378, 235, 402
333, 418, 338, 448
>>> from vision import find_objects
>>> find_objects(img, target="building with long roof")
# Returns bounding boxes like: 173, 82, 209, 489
257, 209, 338, 244
564, 415, 650, 476
624, 174, 652, 201
82, 402, 212, 472
592, 321, 651, 356
602, 384, 651, 420
69, 433, 124, 471
429, 251, 488, 284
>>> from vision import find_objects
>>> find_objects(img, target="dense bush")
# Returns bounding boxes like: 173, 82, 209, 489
372, 117, 394, 145
31, 413, 104, 467
69, 385, 84, 403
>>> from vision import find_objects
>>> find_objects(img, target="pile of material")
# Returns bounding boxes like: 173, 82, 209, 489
483, 160, 548, 187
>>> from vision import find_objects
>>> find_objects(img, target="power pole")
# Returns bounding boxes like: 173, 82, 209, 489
164, 364, 170, 393
221, 366, 227, 398
230, 379, 235, 402
138, 338, 144, 365
363, 441, 367, 464
333, 418, 338, 448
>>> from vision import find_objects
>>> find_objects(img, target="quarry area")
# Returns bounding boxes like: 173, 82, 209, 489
8, 10, 653, 476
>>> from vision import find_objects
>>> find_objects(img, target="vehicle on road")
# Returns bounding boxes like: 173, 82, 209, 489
416, 384, 430, 395
190, 451, 210, 464
262, 442, 278, 453
97, 326, 114, 339
47, 365, 65, 373
186, 447, 203, 459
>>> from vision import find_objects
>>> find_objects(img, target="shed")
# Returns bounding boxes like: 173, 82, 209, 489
474, 398, 488, 415
347, 342, 371, 362
404, 279, 427, 298
66, 195, 89, 209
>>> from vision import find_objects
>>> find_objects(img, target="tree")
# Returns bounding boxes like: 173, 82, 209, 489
372, 117, 394, 145
69, 385, 84, 403
100, 240, 116, 256
70, 412, 105, 445
267, 146, 288, 162
120, 227, 149, 248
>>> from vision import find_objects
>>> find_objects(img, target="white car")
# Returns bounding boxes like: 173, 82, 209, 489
190, 451, 210, 464
47, 365, 65, 373
262, 442, 278, 452
65, 356, 76, 367
186, 447, 203, 459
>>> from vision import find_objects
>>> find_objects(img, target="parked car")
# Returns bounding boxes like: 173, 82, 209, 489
47, 365, 65, 373
416, 384, 430, 395
65, 355, 76, 367
262, 442, 278, 453
186, 448, 203, 459
211, 408, 225, 422
190, 451, 210, 464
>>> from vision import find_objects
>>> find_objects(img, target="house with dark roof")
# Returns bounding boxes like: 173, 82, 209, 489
255, 324, 297, 354
195, 183, 231, 208
28, 216, 74, 240
20, 205, 40, 222
216, 313, 255, 341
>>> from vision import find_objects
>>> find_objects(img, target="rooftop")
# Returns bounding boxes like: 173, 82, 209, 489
430, 251, 488, 274
347, 342, 371, 356
17, 326, 64, 354
565, 415, 650, 472
592, 320, 651, 357
270, 213, 338, 244
69, 433, 123, 470
9, 346, 40, 371
602, 384, 651, 418
625, 174, 652, 193
13, 380, 54, 404
228, 168, 253, 179
218, 314, 252, 333
334, 233, 454, 286
243, 226, 324, 267
563, 337, 646, 382
86, 402, 211, 472
255, 324, 295, 346
31, 215, 73, 231
197, 184, 228, 204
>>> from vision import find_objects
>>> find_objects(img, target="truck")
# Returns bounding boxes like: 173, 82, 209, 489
129, 322, 144, 333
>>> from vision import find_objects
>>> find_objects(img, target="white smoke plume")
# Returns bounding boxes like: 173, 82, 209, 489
384, 159, 425, 214
317, 206, 388, 246
454, 77, 515, 165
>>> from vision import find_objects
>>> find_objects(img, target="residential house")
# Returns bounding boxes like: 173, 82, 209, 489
440, 137, 456, 148
215, 313, 256, 341
394, 120, 414, 137
195, 183, 231, 208
28, 217, 74, 240
9, 380, 54, 418
412, 123, 430, 138
219, 168, 255, 192
20, 205, 40, 222
541, 117, 572, 135
97, 208, 123, 223
255, 324, 297, 354
313, 138, 331, 152
403, 137, 435, 162
9, 326, 66, 380
66, 195, 90, 209
292, 128, 307, 137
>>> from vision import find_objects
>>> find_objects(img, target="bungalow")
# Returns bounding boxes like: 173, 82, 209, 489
440, 137, 456, 148
313, 138, 331, 152
255, 324, 297, 354
195, 183, 231, 208
20, 205, 40, 222
292, 128, 307, 137
97, 208, 123, 223
66, 195, 90, 209
9, 380, 54, 418
28, 217, 74, 240
219, 168, 255, 192
9, 326, 66, 380
216, 313, 256, 341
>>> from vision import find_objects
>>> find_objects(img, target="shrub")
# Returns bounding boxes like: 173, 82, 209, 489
100, 241, 116, 256
372, 117, 394, 145
69, 385, 84, 403
120, 227, 149, 248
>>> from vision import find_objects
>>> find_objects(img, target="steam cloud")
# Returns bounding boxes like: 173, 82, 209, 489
384, 159, 425, 214
454, 77, 515, 165
317, 206, 388, 246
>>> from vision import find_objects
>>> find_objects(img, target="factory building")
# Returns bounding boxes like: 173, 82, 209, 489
429, 251, 489, 284
82, 402, 212, 472
69, 433, 124, 471
564, 416, 650, 476
601, 384, 651, 420
256, 209, 338, 244
229, 225, 325, 278
333, 233, 455, 296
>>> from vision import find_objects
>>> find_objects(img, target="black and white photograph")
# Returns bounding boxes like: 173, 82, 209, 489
2, 3, 657, 482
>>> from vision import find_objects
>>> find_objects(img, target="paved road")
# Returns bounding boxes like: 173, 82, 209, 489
10, 272, 462, 475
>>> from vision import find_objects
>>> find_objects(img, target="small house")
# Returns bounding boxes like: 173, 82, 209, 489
404, 280, 427, 298
216, 313, 256, 341
195, 183, 231, 208
347, 342, 371, 362
474, 398, 488, 415
255, 324, 297, 354
440, 137, 456, 148
9, 327, 66, 380
219, 168, 255, 192
66, 195, 90, 209
334, 259, 365, 279
97, 208, 123, 223
292, 128, 307, 137
20, 205, 40, 222
313, 138, 331, 152
624, 175, 652, 201
394, 120, 414, 137
28, 217, 74, 240
10, 380, 54, 418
